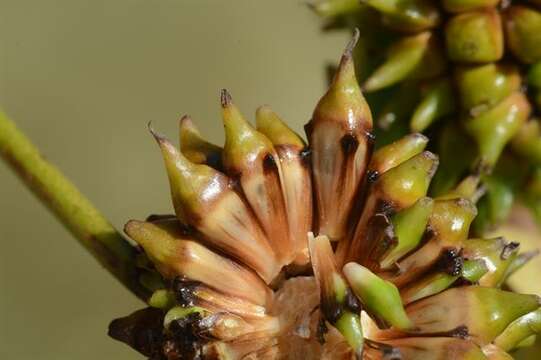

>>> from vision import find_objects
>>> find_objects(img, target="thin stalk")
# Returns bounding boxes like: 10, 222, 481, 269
0, 110, 147, 300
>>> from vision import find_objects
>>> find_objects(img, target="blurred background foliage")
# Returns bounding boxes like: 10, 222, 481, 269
0, 0, 539, 359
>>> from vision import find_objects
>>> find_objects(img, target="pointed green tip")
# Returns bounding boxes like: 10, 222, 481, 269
343, 262, 413, 330
124, 220, 175, 266
332, 28, 361, 88
255, 105, 304, 147
179, 115, 200, 136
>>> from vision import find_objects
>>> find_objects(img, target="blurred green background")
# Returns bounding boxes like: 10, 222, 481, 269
0, 1, 539, 359
0, 1, 345, 359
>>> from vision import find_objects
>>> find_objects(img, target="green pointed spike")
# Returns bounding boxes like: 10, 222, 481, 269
410, 78, 455, 132
256, 105, 305, 148
344, 262, 413, 330
179, 115, 223, 169
369, 133, 428, 174
455, 64, 521, 113
362, 0, 441, 32
445, 9, 504, 63
505, 6, 541, 64
364, 32, 445, 92
403, 287, 541, 344
494, 309, 541, 351
464, 92, 531, 169
380, 197, 433, 269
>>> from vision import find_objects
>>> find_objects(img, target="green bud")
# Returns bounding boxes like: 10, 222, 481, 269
445, 9, 503, 63
464, 92, 531, 169
505, 5, 541, 64
380, 197, 433, 269
362, 0, 441, 32
462, 259, 489, 283
369, 133, 428, 174
344, 262, 413, 330
455, 64, 521, 113
364, 32, 445, 92
462, 237, 519, 287
430, 124, 476, 196
442, 0, 499, 13
390, 198, 476, 286
511, 119, 541, 165
148, 289, 176, 310
410, 78, 455, 132
528, 61, 541, 88
494, 308, 541, 351
310, 0, 362, 18
344, 152, 437, 265
179, 115, 222, 169
473, 175, 515, 235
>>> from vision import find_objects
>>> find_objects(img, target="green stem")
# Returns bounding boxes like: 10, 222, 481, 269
0, 110, 147, 300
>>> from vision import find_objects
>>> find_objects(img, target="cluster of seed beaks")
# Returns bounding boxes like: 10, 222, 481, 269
108, 33, 541, 359
313, 0, 541, 235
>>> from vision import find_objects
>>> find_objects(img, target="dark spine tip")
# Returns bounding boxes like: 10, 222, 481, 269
220, 89, 232, 107
344, 28, 360, 59
147, 121, 168, 144
501, 241, 520, 260
367, 170, 379, 183
436, 248, 463, 276
341, 133, 359, 155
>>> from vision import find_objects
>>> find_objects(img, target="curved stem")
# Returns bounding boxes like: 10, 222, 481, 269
0, 110, 147, 300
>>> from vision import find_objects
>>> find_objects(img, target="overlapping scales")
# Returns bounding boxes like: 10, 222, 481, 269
109, 34, 540, 359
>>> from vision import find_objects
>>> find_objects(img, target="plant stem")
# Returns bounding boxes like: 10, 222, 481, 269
0, 110, 147, 300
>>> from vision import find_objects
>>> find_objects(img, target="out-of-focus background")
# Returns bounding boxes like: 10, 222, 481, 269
0, 1, 539, 359
0, 1, 345, 359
